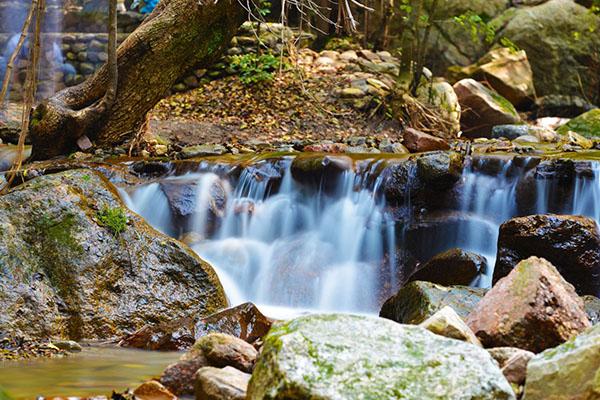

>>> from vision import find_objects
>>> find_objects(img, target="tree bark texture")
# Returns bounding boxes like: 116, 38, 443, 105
30, 0, 246, 160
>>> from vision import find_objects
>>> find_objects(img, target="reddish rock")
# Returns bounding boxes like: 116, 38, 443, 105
195, 302, 273, 345
119, 317, 195, 351
160, 347, 208, 396
494, 214, 600, 296
487, 347, 534, 386
133, 381, 177, 400
302, 143, 348, 153
196, 333, 258, 373
467, 257, 591, 353
403, 128, 450, 152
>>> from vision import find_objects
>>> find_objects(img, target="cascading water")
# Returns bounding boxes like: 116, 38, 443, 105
122, 157, 397, 315
122, 154, 600, 315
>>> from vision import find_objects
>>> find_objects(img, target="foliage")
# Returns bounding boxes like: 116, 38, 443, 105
453, 12, 495, 44
97, 206, 128, 235
229, 53, 285, 85
324, 37, 362, 52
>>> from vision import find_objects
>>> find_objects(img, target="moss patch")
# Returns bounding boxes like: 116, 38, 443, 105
96, 206, 128, 235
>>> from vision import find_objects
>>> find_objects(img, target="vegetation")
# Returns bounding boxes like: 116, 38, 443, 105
229, 53, 285, 85
96, 206, 128, 235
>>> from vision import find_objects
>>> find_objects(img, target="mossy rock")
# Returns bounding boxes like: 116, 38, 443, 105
556, 109, 600, 138
0, 170, 226, 341
524, 324, 600, 399
247, 314, 515, 399
380, 281, 487, 324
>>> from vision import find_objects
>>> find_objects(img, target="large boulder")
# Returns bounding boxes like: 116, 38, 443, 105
451, 48, 535, 108
496, 0, 600, 104
494, 214, 600, 296
0, 170, 226, 341
524, 324, 600, 400
556, 108, 600, 138
468, 257, 591, 353
247, 314, 515, 399
408, 248, 487, 286
453, 78, 521, 138
380, 281, 486, 324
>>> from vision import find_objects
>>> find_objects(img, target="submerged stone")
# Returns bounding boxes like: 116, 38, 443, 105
247, 314, 515, 399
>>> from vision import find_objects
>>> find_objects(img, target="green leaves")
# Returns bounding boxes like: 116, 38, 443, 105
97, 206, 128, 235
229, 53, 286, 85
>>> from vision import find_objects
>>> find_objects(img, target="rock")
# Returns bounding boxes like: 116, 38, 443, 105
564, 130, 593, 149
379, 142, 409, 154
468, 257, 591, 352
488, 347, 534, 386
492, 124, 558, 142
195, 333, 258, 373
154, 144, 169, 156
403, 128, 450, 152
416, 81, 462, 136
408, 248, 487, 286
161, 347, 209, 395
247, 314, 515, 399
195, 302, 274, 345
119, 317, 195, 351
380, 281, 486, 324
290, 154, 353, 188
339, 50, 358, 61
494, 214, 600, 296
514, 134, 539, 143
0, 170, 226, 341
339, 87, 365, 98
195, 366, 250, 400
583, 295, 600, 325
180, 144, 228, 159
458, 48, 534, 107
453, 78, 520, 138
133, 381, 177, 400
51, 340, 82, 352
498, 0, 600, 104
416, 151, 464, 190
534, 95, 597, 118
524, 324, 600, 400
556, 108, 600, 138
419, 306, 481, 346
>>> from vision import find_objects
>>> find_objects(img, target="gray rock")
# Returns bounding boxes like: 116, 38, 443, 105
195, 366, 250, 400
247, 314, 515, 399
583, 295, 600, 325
180, 144, 228, 159
524, 324, 600, 399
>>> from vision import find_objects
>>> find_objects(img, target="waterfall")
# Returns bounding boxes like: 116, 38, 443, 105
121, 155, 600, 315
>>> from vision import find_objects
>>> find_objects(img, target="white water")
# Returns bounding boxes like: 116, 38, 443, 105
121, 155, 600, 314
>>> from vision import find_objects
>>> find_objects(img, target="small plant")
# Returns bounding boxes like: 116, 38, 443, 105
97, 206, 128, 235
229, 53, 285, 85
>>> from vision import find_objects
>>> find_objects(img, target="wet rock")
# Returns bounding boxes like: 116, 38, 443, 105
380, 281, 486, 324
408, 248, 486, 286
247, 314, 515, 400
290, 154, 353, 188
133, 381, 177, 400
0, 170, 226, 341
564, 130, 594, 149
453, 78, 520, 138
488, 347, 534, 386
556, 108, 600, 138
161, 347, 209, 395
378, 142, 409, 154
403, 128, 450, 152
51, 340, 82, 353
499, 0, 600, 104
180, 144, 228, 159
119, 317, 195, 351
416, 151, 464, 190
494, 214, 600, 296
468, 257, 591, 352
524, 324, 600, 400
195, 302, 273, 345
583, 295, 600, 325
492, 124, 558, 142
195, 366, 250, 400
419, 306, 481, 346
195, 333, 258, 373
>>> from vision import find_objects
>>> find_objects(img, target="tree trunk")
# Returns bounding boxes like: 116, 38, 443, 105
29, 0, 246, 160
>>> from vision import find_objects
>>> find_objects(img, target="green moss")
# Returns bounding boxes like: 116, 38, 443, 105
96, 206, 128, 235
487, 88, 518, 117
556, 109, 600, 138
